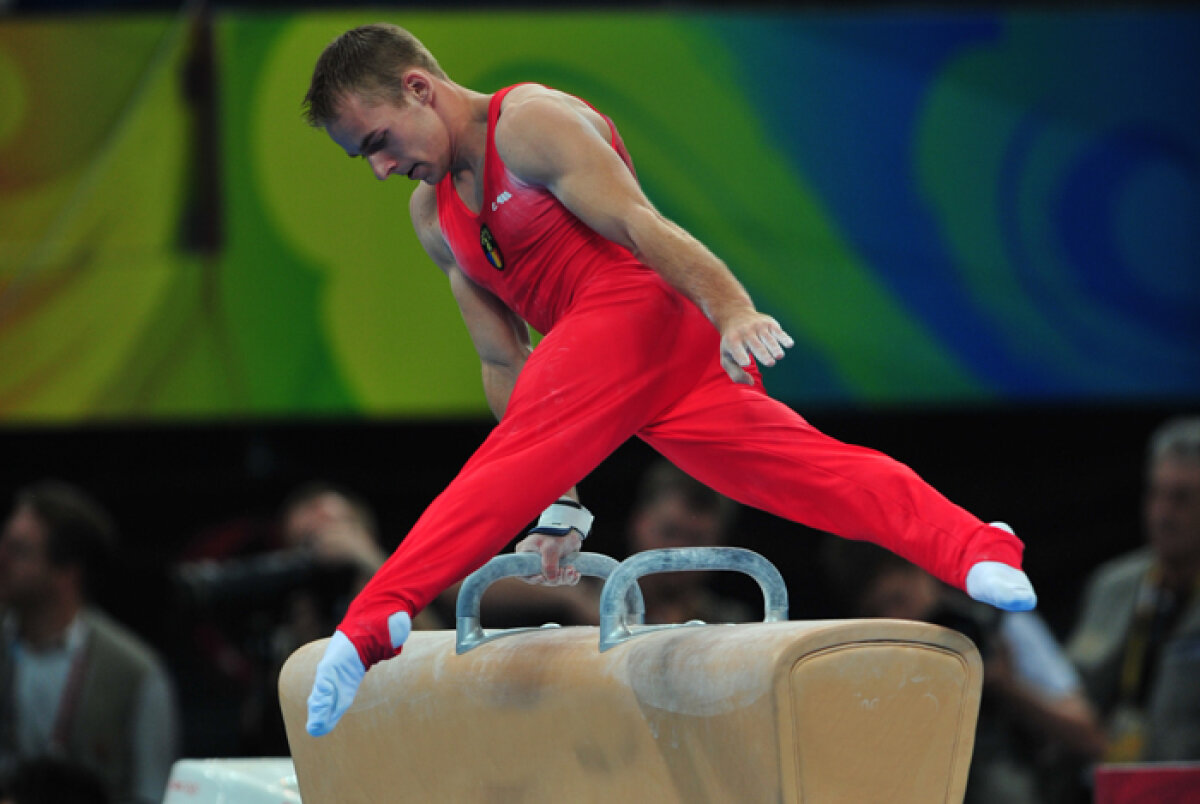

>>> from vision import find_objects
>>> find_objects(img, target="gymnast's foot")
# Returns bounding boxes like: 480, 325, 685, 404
306, 611, 412, 737
965, 522, 1037, 611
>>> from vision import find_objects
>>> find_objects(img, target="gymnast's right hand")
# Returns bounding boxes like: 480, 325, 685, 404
306, 611, 412, 736
514, 529, 583, 586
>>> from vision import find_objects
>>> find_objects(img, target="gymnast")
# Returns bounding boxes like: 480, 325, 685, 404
300, 22, 1038, 736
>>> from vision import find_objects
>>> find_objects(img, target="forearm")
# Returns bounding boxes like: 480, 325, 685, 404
1030, 694, 1108, 760
626, 206, 756, 329
988, 680, 1108, 760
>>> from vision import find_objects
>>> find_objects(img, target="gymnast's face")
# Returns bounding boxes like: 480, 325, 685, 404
327, 73, 449, 184
1145, 456, 1200, 567
630, 493, 723, 553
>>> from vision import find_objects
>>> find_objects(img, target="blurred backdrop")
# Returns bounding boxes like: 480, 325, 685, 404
0, 0, 1197, 754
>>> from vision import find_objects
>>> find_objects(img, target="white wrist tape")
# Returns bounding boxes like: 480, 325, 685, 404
530, 497, 594, 540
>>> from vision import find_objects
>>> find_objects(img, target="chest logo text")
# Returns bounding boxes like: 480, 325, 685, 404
491, 190, 513, 211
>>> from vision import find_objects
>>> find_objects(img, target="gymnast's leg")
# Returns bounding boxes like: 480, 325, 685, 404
305, 303, 680, 733
639, 366, 1036, 611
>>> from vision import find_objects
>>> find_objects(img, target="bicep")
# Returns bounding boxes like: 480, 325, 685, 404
499, 99, 664, 253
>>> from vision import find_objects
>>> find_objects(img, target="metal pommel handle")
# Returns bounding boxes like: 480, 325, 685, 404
455, 552, 645, 654
599, 547, 789, 651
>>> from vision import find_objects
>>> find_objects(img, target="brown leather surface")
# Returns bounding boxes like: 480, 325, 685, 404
280, 619, 981, 803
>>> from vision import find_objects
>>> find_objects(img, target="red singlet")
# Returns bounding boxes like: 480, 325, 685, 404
338, 85, 1024, 668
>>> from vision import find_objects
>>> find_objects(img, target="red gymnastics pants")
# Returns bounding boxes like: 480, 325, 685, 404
339, 271, 1024, 667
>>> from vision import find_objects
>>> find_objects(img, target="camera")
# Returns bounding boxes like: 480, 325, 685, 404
172, 549, 351, 610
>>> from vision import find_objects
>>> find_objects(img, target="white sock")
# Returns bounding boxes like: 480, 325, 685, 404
964, 523, 1038, 611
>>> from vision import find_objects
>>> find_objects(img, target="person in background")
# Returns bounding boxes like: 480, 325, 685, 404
0, 481, 179, 804
622, 460, 752, 625
825, 539, 1105, 804
1068, 416, 1200, 764
174, 481, 445, 756
275, 482, 444, 650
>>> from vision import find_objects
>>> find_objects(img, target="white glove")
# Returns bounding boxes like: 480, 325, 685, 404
306, 611, 411, 737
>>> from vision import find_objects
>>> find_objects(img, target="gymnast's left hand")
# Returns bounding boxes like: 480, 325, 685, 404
306, 611, 412, 737
719, 311, 794, 385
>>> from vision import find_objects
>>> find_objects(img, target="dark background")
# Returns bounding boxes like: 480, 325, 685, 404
1, 401, 1184, 645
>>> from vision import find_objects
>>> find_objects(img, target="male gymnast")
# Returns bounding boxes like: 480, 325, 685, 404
301, 23, 1037, 736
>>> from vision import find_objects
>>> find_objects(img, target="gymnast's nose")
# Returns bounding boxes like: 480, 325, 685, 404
368, 152, 395, 181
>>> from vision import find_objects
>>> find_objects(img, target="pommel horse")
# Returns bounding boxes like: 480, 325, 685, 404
280, 548, 983, 802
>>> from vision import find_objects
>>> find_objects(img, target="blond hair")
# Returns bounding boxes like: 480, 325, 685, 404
303, 23, 446, 127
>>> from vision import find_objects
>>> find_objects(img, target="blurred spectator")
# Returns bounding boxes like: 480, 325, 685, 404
0, 756, 110, 804
0, 482, 179, 804
1067, 416, 1200, 764
825, 539, 1104, 804
620, 460, 752, 624
173, 481, 443, 755
273, 482, 444, 653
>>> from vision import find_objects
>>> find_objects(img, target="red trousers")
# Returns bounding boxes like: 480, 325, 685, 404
340, 271, 1023, 666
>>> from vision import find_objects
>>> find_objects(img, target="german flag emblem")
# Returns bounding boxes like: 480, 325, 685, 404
480, 223, 504, 271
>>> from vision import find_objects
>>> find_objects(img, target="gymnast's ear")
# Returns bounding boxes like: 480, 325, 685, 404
403, 70, 432, 104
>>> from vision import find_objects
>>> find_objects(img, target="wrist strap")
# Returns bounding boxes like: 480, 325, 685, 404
530, 497, 593, 540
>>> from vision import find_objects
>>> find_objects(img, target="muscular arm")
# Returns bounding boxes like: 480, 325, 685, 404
495, 90, 793, 384
409, 183, 531, 419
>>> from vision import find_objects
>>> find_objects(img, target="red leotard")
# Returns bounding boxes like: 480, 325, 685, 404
337, 85, 1024, 667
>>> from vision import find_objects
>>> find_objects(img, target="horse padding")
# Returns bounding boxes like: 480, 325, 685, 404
280, 619, 982, 802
